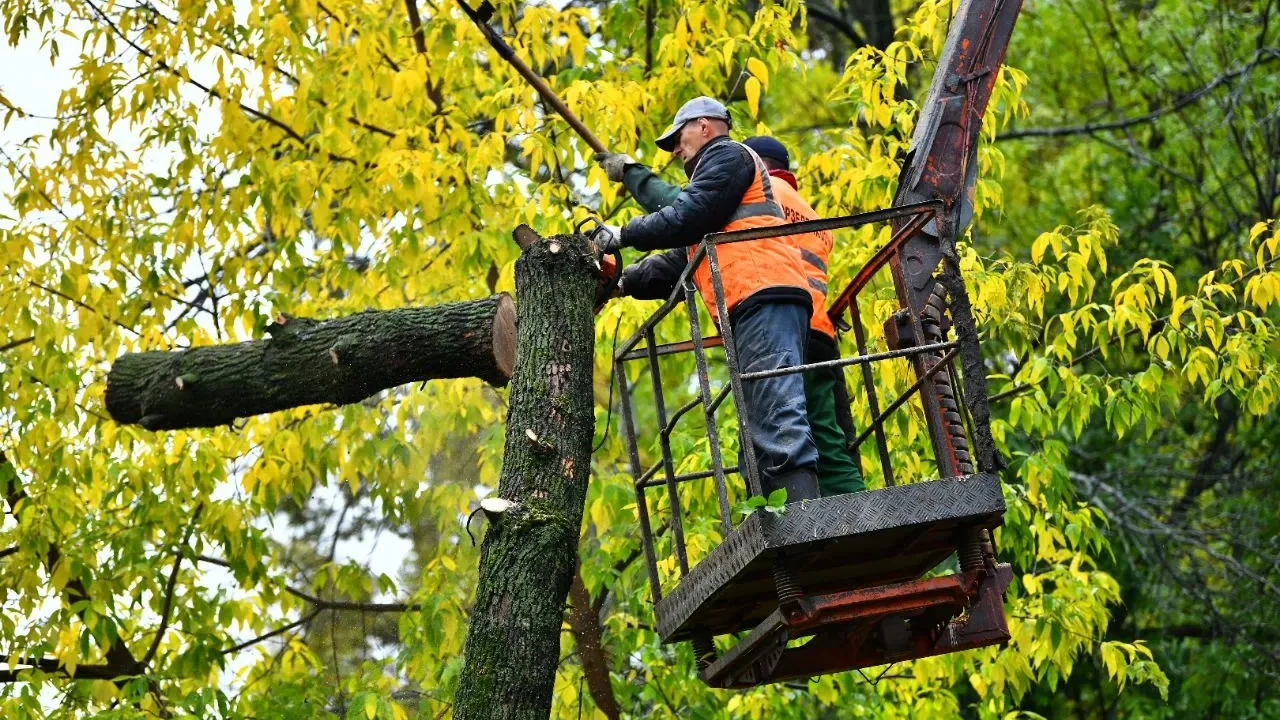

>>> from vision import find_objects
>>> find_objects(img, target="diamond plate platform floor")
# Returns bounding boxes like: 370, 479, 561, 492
655, 473, 1006, 642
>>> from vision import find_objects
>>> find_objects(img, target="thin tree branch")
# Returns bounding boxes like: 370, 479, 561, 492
140, 503, 205, 667
0, 657, 126, 682
0, 337, 33, 353
316, 0, 403, 72
81, 0, 354, 164
1072, 471, 1280, 598
28, 281, 140, 336
998, 48, 1280, 141
195, 555, 420, 612
403, 0, 445, 110
220, 607, 323, 656
805, 1, 868, 48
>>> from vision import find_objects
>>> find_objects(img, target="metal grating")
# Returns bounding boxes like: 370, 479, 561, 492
655, 473, 1005, 642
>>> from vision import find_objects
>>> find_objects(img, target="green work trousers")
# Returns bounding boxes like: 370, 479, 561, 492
805, 333, 866, 495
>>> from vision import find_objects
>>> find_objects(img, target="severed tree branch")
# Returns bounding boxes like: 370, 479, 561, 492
106, 295, 517, 430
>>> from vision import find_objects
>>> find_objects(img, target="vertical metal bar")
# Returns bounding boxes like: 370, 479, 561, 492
684, 281, 733, 534
616, 364, 663, 604
632, 483, 663, 606
850, 296, 896, 487
645, 328, 690, 576
889, 267, 962, 478
705, 239, 764, 497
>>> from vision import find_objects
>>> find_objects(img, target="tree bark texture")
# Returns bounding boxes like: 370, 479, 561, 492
105, 295, 516, 431
452, 227, 596, 720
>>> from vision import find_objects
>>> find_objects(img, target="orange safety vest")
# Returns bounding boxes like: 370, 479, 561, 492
687, 144, 810, 324
768, 177, 837, 339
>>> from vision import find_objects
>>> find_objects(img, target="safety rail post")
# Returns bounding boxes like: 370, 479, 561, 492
616, 359, 663, 605
849, 296, 896, 487
683, 281, 734, 534
703, 238, 763, 497
645, 328, 691, 576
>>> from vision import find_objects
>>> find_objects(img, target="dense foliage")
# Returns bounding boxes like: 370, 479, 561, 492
0, 0, 1275, 717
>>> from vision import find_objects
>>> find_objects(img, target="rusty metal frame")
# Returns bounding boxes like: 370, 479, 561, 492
612, 200, 986, 609
701, 563, 1014, 688
652, 472, 1006, 642
608, 0, 1022, 687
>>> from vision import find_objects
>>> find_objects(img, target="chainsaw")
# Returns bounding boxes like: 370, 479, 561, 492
576, 217, 623, 313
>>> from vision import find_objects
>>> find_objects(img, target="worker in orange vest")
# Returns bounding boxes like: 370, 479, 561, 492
597, 134, 865, 496
594, 97, 820, 503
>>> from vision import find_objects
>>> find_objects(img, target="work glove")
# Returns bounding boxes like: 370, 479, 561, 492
594, 152, 637, 183
590, 223, 624, 254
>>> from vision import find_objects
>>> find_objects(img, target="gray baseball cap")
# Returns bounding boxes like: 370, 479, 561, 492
655, 96, 732, 152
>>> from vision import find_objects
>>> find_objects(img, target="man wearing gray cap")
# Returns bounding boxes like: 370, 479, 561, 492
593, 97, 820, 504
597, 135, 867, 498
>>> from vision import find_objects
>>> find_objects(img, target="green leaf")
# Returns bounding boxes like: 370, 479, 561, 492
766, 488, 788, 507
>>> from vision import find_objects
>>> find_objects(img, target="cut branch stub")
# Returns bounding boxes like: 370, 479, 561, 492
106, 294, 516, 431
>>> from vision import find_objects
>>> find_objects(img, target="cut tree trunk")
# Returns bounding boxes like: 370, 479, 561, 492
105, 295, 516, 431
452, 226, 597, 720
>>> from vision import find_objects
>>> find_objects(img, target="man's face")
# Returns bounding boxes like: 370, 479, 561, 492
671, 118, 721, 162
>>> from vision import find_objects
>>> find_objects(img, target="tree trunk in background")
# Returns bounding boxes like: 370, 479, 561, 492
852, 0, 895, 49
105, 295, 516, 430
568, 569, 621, 720
452, 226, 597, 720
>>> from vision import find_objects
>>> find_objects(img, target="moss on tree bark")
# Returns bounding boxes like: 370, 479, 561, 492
105, 295, 515, 430
452, 226, 597, 720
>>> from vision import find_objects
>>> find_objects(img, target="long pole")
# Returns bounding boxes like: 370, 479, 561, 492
460, 2, 608, 154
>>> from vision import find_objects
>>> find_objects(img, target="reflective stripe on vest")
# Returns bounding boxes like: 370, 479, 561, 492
765, 172, 837, 339
686, 141, 809, 322
728, 147, 785, 222
800, 248, 827, 273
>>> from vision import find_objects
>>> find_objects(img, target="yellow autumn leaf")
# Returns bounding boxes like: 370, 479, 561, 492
745, 76, 762, 117
747, 57, 769, 87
